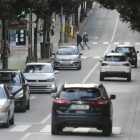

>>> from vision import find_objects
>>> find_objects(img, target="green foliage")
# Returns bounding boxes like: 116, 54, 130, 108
95, 0, 140, 31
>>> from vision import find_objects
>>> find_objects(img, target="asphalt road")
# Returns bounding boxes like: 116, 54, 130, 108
1, 3, 140, 140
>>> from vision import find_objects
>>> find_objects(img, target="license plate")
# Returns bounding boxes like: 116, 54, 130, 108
63, 61, 70, 65
30, 83, 42, 86
70, 105, 89, 110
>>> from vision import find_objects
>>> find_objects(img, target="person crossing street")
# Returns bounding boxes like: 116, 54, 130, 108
83, 32, 90, 50
76, 32, 84, 50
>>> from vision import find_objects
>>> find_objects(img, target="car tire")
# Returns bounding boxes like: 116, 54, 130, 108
135, 62, 137, 68
9, 113, 14, 125
26, 99, 30, 110
51, 125, 60, 135
3, 114, 10, 128
77, 64, 81, 70
100, 73, 104, 81
102, 122, 111, 136
22, 98, 26, 112
127, 73, 131, 82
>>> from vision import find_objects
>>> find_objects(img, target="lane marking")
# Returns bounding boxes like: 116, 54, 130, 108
94, 56, 101, 59
40, 125, 51, 133
92, 42, 98, 44
114, 42, 119, 45
135, 43, 140, 45
20, 133, 31, 140
81, 56, 87, 59
124, 42, 130, 45
103, 42, 109, 44
10, 125, 31, 132
113, 127, 122, 135
138, 57, 140, 60
30, 96, 36, 100
40, 113, 51, 124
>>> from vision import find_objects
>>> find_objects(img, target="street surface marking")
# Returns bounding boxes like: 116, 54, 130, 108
94, 56, 101, 59
138, 57, 140, 60
124, 42, 130, 45
72, 127, 90, 133
103, 42, 109, 44
10, 125, 31, 132
40, 125, 51, 133
135, 43, 140, 45
81, 56, 87, 59
40, 113, 51, 124
20, 133, 31, 140
30, 96, 36, 100
113, 127, 122, 135
114, 42, 119, 45
92, 42, 98, 44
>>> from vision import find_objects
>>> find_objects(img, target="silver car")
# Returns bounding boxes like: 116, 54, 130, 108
0, 84, 14, 128
53, 46, 82, 70
23, 63, 59, 93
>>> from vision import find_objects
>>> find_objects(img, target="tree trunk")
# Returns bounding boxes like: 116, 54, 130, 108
75, 9, 79, 31
64, 15, 68, 43
34, 26, 38, 62
80, 3, 84, 22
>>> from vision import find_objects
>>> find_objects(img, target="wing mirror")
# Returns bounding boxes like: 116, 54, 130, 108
80, 53, 83, 55
10, 95, 14, 99
51, 93, 58, 98
23, 83, 29, 87
137, 51, 139, 53
111, 50, 115, 53
54, 70, 59, 74
110, 94, 116, 100
52, 53, 55, 55
98, 59, 102, 63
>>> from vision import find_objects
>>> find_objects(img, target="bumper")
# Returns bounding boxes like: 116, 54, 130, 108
0, 112, 8, 123
54, 61, 80, 68
101, 71, 130, 77
14, 98, 25, 109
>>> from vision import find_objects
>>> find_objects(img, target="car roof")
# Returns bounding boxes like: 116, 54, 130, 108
26, 63, 51, 65
63, 83, 100, 88
59, 46, 77, 48
117, 45, 134, 47
106, 53, 125, 56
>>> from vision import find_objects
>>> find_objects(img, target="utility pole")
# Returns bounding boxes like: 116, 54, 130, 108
59, 7, 63, 44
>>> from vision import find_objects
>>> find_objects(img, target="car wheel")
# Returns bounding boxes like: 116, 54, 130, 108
102, 122, 111, 136
3, 114, 10, 128
77, 64, 81, 70
51, 125, 60, 135
127, 73, 131, 82
9, 113, 14, 125
100, 73, 104, 81
22, 98, 26, 112
26, 99, 30, 110
135, 62, 137, 68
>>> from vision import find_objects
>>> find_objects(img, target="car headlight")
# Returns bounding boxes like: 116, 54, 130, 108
55, 57, 61, 61
73, 57, 79, 61
15, 90, 24, 98
0, 107, 6, 112
46, 78, 54, 82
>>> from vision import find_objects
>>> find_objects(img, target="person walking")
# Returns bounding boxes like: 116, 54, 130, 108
76, 32, 84, 50
38, 27, 43, 43
83, 32, 90, 50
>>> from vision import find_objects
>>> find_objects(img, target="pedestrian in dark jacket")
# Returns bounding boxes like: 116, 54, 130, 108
76, 32, 84, 50
83, 32, 90, 50
38, 27, 43, 43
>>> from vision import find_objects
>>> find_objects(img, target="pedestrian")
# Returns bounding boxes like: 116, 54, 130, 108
83, 32, 90, 50
38, 27, 43, 43
76, 32, 84, 50
50, 21, 55, 37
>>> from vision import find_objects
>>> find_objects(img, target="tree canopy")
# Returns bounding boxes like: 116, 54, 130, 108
95, 0, 140, 32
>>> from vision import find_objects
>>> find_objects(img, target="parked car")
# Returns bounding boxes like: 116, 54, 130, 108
112, 45, 139, 68
53, 46, 82, 70
0, 70, 30, 112
0, 84, 14, 128
51, 83, 116, 136
23, 63, 59, 93
99, 53, 131, 81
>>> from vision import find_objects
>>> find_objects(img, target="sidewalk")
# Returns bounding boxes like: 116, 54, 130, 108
0, 5, 95, 70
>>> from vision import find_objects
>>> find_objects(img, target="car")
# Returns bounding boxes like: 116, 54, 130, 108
0, 84, 14, 128
112, 45, 139, 68
51, 83, 116, 136
99, 53, 131, 81
23, 63, 59, 93
0, 70, 30, 112
53, 46, 82, 70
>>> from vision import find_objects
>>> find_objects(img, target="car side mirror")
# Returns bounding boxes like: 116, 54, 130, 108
80, 53, 82, 55
23, 83, 29, 87
51, 93, 58, 98
110, 94, 116, 100
98, 59, 102, 63
111, 50, 114, 53
54, 70, 59, 74
137, 51, 139, 53
10, 95, 14, 99
52, 53, 55, 55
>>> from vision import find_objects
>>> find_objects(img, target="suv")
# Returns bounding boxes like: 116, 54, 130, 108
113, 45, 139, 68
99, 53, 131, 81
0, 70, 30, 112
51, 83, 116, 136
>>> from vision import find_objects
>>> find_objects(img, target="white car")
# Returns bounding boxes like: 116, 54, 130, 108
23, 63, 59, 93
99, 53, 131, 81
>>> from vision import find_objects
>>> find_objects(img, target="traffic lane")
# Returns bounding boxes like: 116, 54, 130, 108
84, 4, 118, 42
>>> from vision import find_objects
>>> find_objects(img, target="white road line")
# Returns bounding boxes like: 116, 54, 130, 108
92, 42, 98, 44
40, 113, 51, 124
72, 128, 90, 133
40, 125, 51, 133
138, 57, 140, 60
20, 133, 31, 140
30, 96, 36, 100
135, 43, 140, 45
81, 56, 87, 59
94, 56, 101, 59
10, 125, 31, 132
103, 42, 109, 44
114, 42, 119, 45
113, 127, 122, 135
124, 42, 130, 45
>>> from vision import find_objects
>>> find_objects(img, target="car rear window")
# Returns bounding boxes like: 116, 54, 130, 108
59, 88, 101, 100
104, 56, 126, 62
116, 47, 134, 53
57, 47, 78, 55
0, 87, 6, 99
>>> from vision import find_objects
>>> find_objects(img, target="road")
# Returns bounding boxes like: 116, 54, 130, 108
1, 3, 140, 140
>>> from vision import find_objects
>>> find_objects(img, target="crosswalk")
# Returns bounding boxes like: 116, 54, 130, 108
9, 124, 122, 135
92, 42, 140, 45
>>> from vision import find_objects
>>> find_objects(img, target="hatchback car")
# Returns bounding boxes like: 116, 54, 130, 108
113, 45, 139, 68
53, 46, 82, 70
0, 70, 30, 112
51, 83, 116, 136
0, 84, 14, 128
23, 63, 59, 93
99, 53, 131, 81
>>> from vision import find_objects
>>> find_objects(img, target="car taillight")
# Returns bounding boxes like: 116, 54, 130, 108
92, 99, 108, 105
101, 63, 108, 66
123, 63, 129, 66
132, 53, 136, 56
53, 98, 69, 105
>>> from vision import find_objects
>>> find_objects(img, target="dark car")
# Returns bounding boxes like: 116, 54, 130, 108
113, 45, 139, 68
0, 70, 30, 112
51, 83, 116, 136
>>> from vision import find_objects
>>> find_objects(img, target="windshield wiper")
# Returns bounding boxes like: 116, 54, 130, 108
80, 96, 92, 99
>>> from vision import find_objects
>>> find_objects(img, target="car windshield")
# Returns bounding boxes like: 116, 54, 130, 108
0, 87, 6, 99
57, 47, 78, 55
59, 88, 101, 100
104, 56, 126, 62
23, 65, 53, 73
0, 72, 20, 84
116, 47, 134, 53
